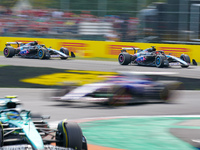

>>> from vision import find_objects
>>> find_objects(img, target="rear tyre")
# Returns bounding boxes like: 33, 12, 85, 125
155, 55, 165, 68
56, 121, 83, 150
38, 49, 50, 59
180, 54, 190, 68
38, 49, 46, 59
108, 87, 132, 106
4, 46, 15, 58
118, 52, 131, 65
160, 86, 170, 103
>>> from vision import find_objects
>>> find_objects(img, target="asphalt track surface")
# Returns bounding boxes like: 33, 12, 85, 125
1, 56, 200, 149
0, 56, 200, 120
0, 88, 199, 122
0, 56, 200, 79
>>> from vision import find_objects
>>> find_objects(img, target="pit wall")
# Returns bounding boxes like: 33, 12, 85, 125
1, 37, 200, 62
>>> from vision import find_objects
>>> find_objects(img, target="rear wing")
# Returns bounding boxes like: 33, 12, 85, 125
6, 42, 23, 47
121, 47, 141, 53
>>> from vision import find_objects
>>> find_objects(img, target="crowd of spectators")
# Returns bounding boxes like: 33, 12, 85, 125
0, 6, 139, 42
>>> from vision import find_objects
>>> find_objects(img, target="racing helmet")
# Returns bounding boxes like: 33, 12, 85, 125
6, 111, 21, 120
34, 41, 38, 45
151, 46, 156, 51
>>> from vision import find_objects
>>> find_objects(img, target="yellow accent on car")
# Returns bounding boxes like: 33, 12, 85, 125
5, 96, 17, 99
62, 119, 68, 147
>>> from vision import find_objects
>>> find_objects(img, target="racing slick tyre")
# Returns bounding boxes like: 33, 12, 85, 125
0, 122, 3, 147
4, 46, 15, 58
180, 54, 190, 68
160, 86, 170, 103
60, 57, 67, 60
107, 86, 133, 106
60, 48, 69, 60
155, 55, 165, 68
56, 121, 84, 150
60, 47, 69, 55
118, 52, 131, 65
37, 49, 49, 59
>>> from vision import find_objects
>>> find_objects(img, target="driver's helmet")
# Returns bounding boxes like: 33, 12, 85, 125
33, 41, 38, 45
152, 47, 156, 51
6, 111, 21, 120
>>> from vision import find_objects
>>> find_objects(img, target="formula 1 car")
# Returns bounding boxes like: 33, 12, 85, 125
3, 41, 75, 59
52, 72, 181, 106
0, 96, 87, 150
118, 46, 197, 68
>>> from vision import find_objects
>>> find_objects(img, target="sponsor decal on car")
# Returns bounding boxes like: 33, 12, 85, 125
50, 55, 60, 58
169, 62, 181, 66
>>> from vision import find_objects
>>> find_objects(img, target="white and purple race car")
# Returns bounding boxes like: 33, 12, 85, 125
52, 72, 182, 106
118, 46, 197, 68
3, 41, 75, 60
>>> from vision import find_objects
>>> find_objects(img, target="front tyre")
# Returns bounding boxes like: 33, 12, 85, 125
56, 121, 85, 150
60, 57, 68, 60
118, 52, 131, 65
4, 46, 15, 58
180, 54, 190, 68
60, 47, 69, 55
155, 55, 165, 68
0, 122, 3, 147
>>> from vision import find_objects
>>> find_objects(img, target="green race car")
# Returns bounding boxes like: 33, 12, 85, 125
0, 96, 87, 150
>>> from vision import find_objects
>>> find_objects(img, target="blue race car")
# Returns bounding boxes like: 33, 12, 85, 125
118, 46, 197, 68
3, 41, 75, 59
0, 96, 87, 150
52, 72, 181, 106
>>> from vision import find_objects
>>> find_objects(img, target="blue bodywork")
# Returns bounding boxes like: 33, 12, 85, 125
119, 47, 190, 67
5, 41, 70, 59
0, 109, 45, 149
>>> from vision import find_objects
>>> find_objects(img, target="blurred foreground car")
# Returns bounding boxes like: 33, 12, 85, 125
0, 96, 87, 150
3, 41, 75, 59
118, 46, 197, 68
52, 72, 182, 106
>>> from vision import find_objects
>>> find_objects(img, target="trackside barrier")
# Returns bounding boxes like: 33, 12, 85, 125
0, 37, 200, 62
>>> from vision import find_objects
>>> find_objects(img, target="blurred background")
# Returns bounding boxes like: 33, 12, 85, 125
0, 0, 200, 44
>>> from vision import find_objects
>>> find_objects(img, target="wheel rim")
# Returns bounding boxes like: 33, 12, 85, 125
38, 50, 43, 57
156, 57, 160, 65
119, 54, 124, 63
4, 49, 8, 56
